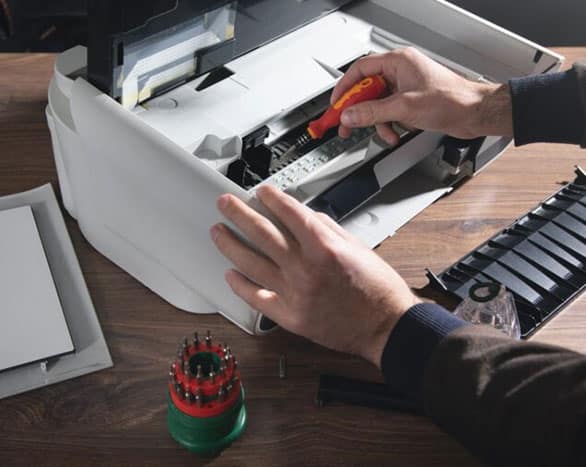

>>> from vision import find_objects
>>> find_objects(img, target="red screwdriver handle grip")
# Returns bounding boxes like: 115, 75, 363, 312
307, 75, 387, 140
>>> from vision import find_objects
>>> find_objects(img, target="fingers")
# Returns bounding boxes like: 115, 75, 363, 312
341, 122, 400, 145
314, 212, 356, 243
375, 123, 401, 146
340, 94, 408, 128
331, 53, 395, 104
225, 269, 290, 325
338, 124, 352, 139
256, 185, 335, 248
217, 193, 290, 263
211, 223, 283, 292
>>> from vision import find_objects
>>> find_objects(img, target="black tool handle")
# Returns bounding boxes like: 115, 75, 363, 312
315, 374, 422, 414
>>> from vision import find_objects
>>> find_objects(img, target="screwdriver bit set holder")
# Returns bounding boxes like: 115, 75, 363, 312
167, 330, 246, 453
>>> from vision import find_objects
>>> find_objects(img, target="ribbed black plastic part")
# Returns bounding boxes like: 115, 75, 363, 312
429, 169, 586, 338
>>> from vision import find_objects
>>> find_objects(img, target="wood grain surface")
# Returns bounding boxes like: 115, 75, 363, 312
0, 48, 584, 467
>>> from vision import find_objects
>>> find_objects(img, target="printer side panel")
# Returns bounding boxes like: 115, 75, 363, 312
52, 76, 268, 334
46, 103, 76, 219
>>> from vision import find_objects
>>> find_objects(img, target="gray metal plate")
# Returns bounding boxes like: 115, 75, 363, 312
0, 184, 112, 399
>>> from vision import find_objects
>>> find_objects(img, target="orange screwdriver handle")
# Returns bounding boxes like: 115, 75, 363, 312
307, 75, 387, 140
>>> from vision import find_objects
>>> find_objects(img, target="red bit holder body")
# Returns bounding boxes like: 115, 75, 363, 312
169, 340, 241, 417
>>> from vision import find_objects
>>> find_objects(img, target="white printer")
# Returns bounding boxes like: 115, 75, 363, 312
46, 0, 562, 334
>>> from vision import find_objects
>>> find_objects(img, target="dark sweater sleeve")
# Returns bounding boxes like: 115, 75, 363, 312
510, 63, 586, 147
424, 326, 586, 467
380, 303, 468, 405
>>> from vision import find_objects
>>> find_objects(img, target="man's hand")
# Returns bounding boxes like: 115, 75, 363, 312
211, 185, 420, 368
332, 47, 513, 145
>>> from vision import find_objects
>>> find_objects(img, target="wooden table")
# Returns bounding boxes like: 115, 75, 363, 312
0, 47, 584, 467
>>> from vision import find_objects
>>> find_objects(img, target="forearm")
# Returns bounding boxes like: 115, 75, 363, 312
380, 303, 467, 403
425, 326, 586, 467
467, 63, 586, 146
381, 304, 586, 467
510, 64, 586, 146
467, 82, 514, 138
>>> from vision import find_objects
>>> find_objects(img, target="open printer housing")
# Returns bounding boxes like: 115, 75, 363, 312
46, 0, 563, 334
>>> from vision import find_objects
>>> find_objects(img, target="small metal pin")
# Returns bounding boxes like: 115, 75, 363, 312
184, 390, 192, 405
279, 354, 287, 379
231, 375, 240, 390
209, 370, 216, 384
175, 383, 184, 398
179, 358, 185, 373
183, 360, 190, 376
205, 330, 212, 348
218, 384, 226, 403
182, 336, 189, 353
280, 144, 298, 161
193, 332, 200, 348
219, 362, 226, 377
195, 389, 202, 408
225, 346, 232, 357
232, 359, 238, 372
196, 364, 203, 383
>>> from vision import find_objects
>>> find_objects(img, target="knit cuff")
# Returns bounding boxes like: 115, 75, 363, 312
509, 69, 585, 146
380, 303, 468, 405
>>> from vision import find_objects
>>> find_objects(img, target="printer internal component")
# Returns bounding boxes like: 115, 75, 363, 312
227, 72, 390, 193
228, 111, 377, 192
262, 126, 377, 192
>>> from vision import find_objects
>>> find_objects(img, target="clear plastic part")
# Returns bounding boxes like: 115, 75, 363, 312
119, 2, 237, 108
453, 283, 521, 339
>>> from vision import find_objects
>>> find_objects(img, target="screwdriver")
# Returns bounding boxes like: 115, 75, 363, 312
280, 74, 387, 159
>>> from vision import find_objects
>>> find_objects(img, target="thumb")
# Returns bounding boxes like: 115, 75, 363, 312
340, 94, 407, 128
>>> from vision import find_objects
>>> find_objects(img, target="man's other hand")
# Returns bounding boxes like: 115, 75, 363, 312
332, 47, 513, 145
211, 185, 420, 368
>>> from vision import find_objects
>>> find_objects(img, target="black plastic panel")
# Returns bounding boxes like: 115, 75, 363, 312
87, 0, 351, 101
429, 170, 586, 338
